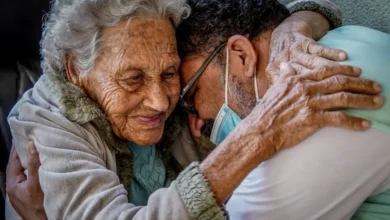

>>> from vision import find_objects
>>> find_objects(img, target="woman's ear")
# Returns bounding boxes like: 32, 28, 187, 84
64, 54, 81, 86
227, 35, 257, 78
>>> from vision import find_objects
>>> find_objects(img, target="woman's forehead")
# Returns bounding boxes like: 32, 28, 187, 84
102, 18, 178, 54
96, 18, 180, 74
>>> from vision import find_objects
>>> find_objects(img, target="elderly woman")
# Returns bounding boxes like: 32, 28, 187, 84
5, 0, 383, 219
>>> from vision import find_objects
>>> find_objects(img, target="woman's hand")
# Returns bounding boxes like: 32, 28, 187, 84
267, 11, 347, 83
6, 142, 47, 220
201, 63, 384, 205
245, 63, 383, 156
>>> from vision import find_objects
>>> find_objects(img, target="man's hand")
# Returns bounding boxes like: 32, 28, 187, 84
6, 142, 47, 220
268, 11, 348, 83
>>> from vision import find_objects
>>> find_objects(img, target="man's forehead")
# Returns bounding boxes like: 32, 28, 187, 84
180, 56, 207, 84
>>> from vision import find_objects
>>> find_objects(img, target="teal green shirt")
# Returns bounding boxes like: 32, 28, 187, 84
353, 190, 390, 220
319, 25, 390, 134
128, 143, 170, 206
318, 25, 390, 219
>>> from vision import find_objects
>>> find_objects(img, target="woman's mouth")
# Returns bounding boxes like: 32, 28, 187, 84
136, 113, 164, 128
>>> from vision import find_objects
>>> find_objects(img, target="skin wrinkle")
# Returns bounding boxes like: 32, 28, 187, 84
74, 18, 180, 145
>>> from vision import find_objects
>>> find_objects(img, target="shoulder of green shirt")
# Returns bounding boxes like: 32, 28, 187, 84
286, 0, 343, 29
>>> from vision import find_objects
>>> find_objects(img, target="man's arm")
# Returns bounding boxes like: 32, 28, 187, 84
6, 143, 46, 220
226, 127, 390, 220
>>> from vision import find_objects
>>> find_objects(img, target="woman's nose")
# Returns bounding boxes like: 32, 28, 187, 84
144, 82, 169, 112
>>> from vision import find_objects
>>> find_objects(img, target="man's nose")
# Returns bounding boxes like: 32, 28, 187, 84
144, 81, 169, 112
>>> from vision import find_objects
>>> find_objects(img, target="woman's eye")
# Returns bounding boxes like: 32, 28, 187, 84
162, 72, 177, 80
128, 74, 142, 83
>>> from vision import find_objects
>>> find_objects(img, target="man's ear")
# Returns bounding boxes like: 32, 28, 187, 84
64, 54, 81, 86
187, 114, 206, 138
227, 35, 257, 78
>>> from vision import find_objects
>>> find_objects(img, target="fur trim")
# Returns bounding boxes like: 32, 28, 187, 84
42, 74, 103, 124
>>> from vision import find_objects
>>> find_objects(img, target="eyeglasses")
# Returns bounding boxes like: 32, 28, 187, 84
180, 42, 227, 116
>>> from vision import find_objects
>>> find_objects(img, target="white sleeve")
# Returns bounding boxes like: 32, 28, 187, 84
226, 127, 390, 220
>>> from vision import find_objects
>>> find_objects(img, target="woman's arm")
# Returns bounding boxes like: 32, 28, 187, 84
286, 0, 342, 30
7, 89, 206, 220
268, 0, 347, 84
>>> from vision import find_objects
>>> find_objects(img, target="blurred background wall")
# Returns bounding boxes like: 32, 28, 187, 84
0, 1, 50, 219
280, 0, 390, 34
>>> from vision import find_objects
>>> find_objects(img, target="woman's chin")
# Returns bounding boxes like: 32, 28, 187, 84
121, 127, 164, 146
131, 138, 161, 146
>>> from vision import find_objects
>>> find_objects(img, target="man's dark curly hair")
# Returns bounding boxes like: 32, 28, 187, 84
177, 0, 290, 58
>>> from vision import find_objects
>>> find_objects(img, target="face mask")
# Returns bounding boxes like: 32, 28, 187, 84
210, 48, 261, 145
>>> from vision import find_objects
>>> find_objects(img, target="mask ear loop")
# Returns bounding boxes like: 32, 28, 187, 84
225, 48, 229, 105
254, 67, 260, 102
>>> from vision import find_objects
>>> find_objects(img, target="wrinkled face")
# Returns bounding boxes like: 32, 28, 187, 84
79, 18, 181, 146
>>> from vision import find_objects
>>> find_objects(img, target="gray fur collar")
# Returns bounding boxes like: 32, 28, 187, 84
43, 73, 102, 124
42, 73, 129, 154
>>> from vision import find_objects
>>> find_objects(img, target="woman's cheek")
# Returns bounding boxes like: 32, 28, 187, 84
167, 77, 181, 101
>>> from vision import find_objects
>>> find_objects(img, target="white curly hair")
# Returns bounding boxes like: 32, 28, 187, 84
40, 0, 190, 79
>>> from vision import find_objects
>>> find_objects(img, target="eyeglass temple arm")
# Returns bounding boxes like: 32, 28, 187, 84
180, 42, 227, 99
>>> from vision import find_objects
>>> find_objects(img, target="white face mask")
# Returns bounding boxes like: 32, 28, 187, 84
209, 48, 260, 145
